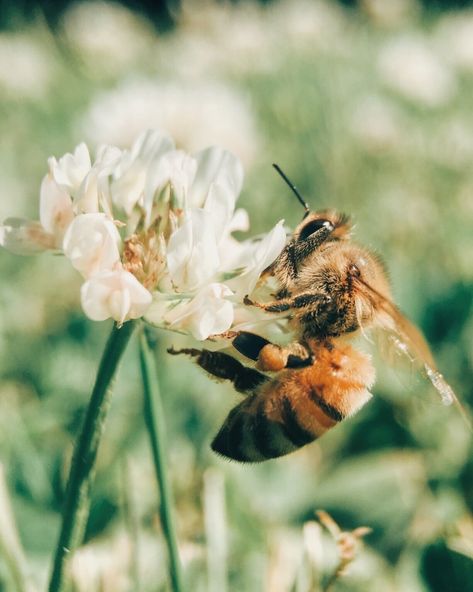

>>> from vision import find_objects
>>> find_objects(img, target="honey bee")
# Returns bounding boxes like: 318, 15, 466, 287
169, 165, 461, 462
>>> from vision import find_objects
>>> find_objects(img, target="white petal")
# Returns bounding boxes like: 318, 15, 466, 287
63, 213, 121, 277
203, 182, 235, 243
74, 169, 99, 214
48, 142, 92, 196
228, 208, 250, 233
144, 150, 197, 223
130, 129, 175, 161
39, 174, 74, 239
166, 209, 220, 291
189, 147, 244, 208
149, 283, 234, 340
95, 144, 123, 166
0, 217, 55, 254
228, 220, 286, 297
109, 155, 146, 216
81, 269, 152, 323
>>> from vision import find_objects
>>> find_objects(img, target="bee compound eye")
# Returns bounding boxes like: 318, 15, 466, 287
298, 219, 334, 241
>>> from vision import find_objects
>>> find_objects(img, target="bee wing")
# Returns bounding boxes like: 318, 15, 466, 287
354, 277, 467, 415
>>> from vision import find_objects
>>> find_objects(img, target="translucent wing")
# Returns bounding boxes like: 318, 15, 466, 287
354, 277, 472, 430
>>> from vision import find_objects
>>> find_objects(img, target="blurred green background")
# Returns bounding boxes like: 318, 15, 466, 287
0, 0, 472, 590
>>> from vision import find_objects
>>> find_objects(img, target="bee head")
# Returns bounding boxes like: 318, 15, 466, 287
294, 210, 352, 243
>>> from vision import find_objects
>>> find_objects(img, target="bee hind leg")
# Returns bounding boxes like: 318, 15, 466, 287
232, 331, 312, 372
167, 347, 267, 394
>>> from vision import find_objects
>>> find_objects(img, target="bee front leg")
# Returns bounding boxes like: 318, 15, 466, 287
244, 292, 328, 313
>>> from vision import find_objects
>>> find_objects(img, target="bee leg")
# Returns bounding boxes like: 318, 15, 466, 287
167, 347, 267, 394
257, 341, 312, 372
244, 291, 328, 313
290, 224, 333, 266
232, 331, 271, 361
232, 331, 313, 371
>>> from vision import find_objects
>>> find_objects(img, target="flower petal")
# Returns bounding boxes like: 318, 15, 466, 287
63, 213, 121, 277
228, 219, 286, 297
108, 131, 175, 216
39, 174, 74, 240
147, 283, 234, 340
189, 147, 244, 208
144, 150, 197, 225
130, 129, 175, 161
203, 182, 236, 243
81, 269, 152, 323
48, 142, 92, 196
166, 209, 220, 291
0, 217, 56, 254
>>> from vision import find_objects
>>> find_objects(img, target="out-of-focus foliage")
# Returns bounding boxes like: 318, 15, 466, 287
0, 0, 472, 590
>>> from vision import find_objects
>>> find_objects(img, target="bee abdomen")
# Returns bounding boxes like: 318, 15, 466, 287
211, 395, 317, 463
280, 396, 317, 447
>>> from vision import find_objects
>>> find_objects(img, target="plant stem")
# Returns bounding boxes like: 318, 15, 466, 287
139, 330, 184, 592
48, 320, 137, 592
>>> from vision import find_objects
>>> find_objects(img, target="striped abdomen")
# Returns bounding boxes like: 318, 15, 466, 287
211, 342, 375, 462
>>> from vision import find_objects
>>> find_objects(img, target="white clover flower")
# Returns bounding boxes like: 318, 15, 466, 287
0, 130, 285, 336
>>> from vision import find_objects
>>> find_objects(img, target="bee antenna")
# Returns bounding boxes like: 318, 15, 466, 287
272, 163, 310, 216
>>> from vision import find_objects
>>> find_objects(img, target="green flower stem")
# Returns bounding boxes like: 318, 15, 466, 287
139, 330, 184, 592
48, 320, 137, 592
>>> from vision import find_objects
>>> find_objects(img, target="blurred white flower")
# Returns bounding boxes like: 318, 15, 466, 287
272, 0, 346, 52
378, 35, 456, 107
71, 532, 131, 592
361, 0, 418, 27
350, 96, 403, 152
78, 79, 261, 166
61, 1, 152, 74
0, 34, 52, 99
1, 130, 285, 335
436, 12, 473, 73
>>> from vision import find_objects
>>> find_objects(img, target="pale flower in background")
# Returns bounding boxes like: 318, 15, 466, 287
349, 95, 404, 153
378, 35, 456, 107
272, 0, 346, 53
436, 11, 473, 73
0, 130, 286, 338
78, 79, 261, 166
71, 532, 132, 592
61, 0, 152, 73
0, 34, 53, 99
361, 0, 419, 27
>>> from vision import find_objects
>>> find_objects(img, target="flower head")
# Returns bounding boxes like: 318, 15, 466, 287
0, 130, 286, 335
